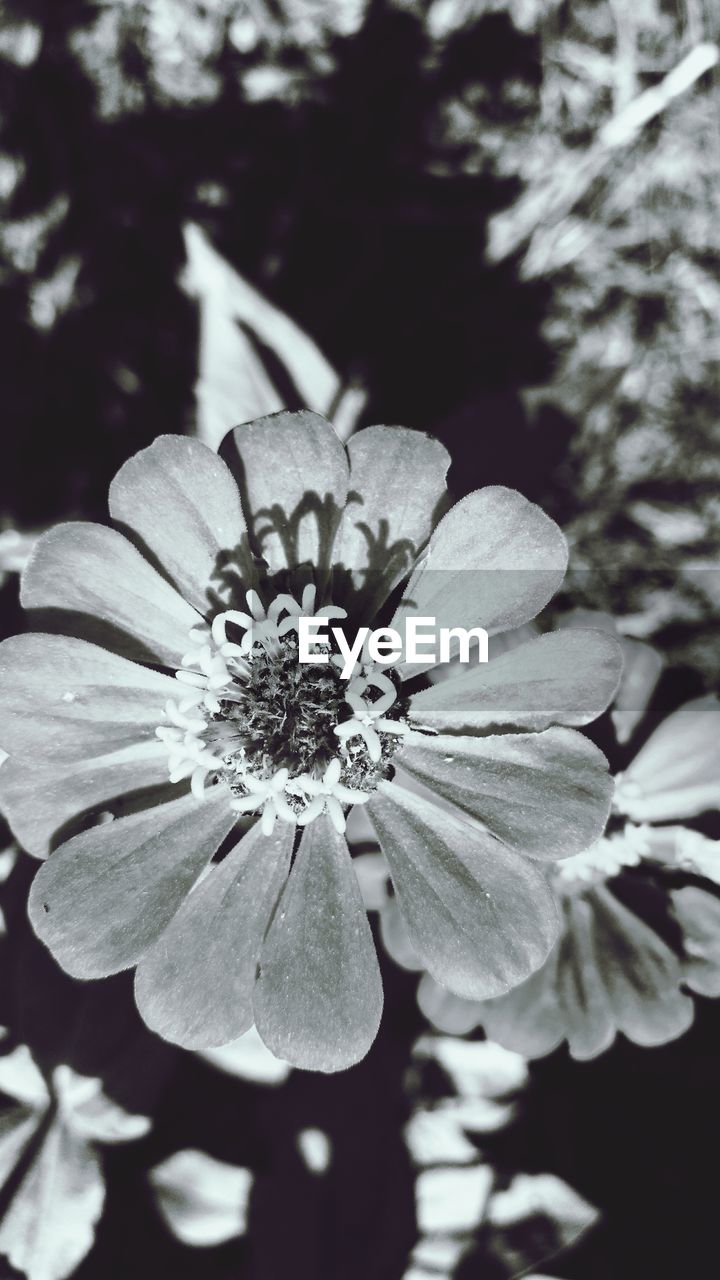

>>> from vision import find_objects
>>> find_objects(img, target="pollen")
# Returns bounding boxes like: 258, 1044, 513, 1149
155, 587, 410, 833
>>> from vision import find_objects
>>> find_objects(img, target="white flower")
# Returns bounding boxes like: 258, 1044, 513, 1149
293, 758, 370, 833
229, 766, 297, 835
334, 687, 409, 763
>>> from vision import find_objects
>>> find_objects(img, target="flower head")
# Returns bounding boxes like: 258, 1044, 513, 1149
0, 411, 620, 1071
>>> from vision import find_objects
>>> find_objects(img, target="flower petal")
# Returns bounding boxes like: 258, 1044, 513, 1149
408, 630, 623, 733
134, 821, 293, 1049
0, 743, 172, 859
28, 787, 237, 978
474, 949, 566, 1059
253, 814, 383, 1072
610, 638, 664, 745
589, 887, 693, 1047
333, 425, 450, 614
21, 523, 201, 666
555, 896, 615, 1060
0, 634, 179, 763
391, 487, 568, 678
671, 886, 720, 998
616, 696, 720, 822
416, 974, 485, 1036
219, 410, 349, 575
367, 780, 560, 1000
108, 435, 250, 615
397, 728, 613, 860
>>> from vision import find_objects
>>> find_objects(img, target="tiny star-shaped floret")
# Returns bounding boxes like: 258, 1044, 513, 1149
293, 758, 370, 834
334, 689, 409, 763
230, 767, 297, 835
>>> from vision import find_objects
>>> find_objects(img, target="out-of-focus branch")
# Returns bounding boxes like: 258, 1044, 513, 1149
487, 42, 719, 270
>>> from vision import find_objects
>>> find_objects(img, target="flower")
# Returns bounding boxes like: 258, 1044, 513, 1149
0, 411, 620, 1071
389, 695, 720, 1058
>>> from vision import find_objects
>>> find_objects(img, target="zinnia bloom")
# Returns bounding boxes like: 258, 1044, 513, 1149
0, 411, 619, 1070
394, 696, 720, 1056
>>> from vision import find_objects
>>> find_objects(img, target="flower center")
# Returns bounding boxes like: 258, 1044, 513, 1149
155, 585, 410, 835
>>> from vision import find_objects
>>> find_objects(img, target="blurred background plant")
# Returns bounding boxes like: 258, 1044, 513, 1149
0, 0, 719, 1276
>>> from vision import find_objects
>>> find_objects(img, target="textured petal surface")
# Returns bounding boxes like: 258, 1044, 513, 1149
220, 410, 349, 575
333, 425, 450, 614
135, 821, 293, 1048
409, 629, 622, 733
397, 728, 613, 860
391, 487, 568, 677
109, 435, 249, 614
617, 696, 720, 822
21, 523, 201, 666
368, 781, 560, 1000
253, 814, 383, 1072
0, 633, 179, 762
0, 743, 172, 860
28, 787, 237, 978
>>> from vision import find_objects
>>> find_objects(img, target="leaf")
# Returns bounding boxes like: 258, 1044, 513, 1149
182, 223, 342, 450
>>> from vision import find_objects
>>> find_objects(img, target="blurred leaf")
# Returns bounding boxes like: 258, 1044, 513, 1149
0, 529, 40, 587
182, 223, 355, 449
415, 1163, 494, 1234
149, 1148, 253, 1247
0, 1049, 150, 1280
414, 1035, 528, 1100
404, 1109, 477, 1168
487, 1172, 599, 1277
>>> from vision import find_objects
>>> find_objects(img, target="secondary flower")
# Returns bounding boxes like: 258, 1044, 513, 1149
0, 411, 620, 1071
384, 695, 720, 1056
